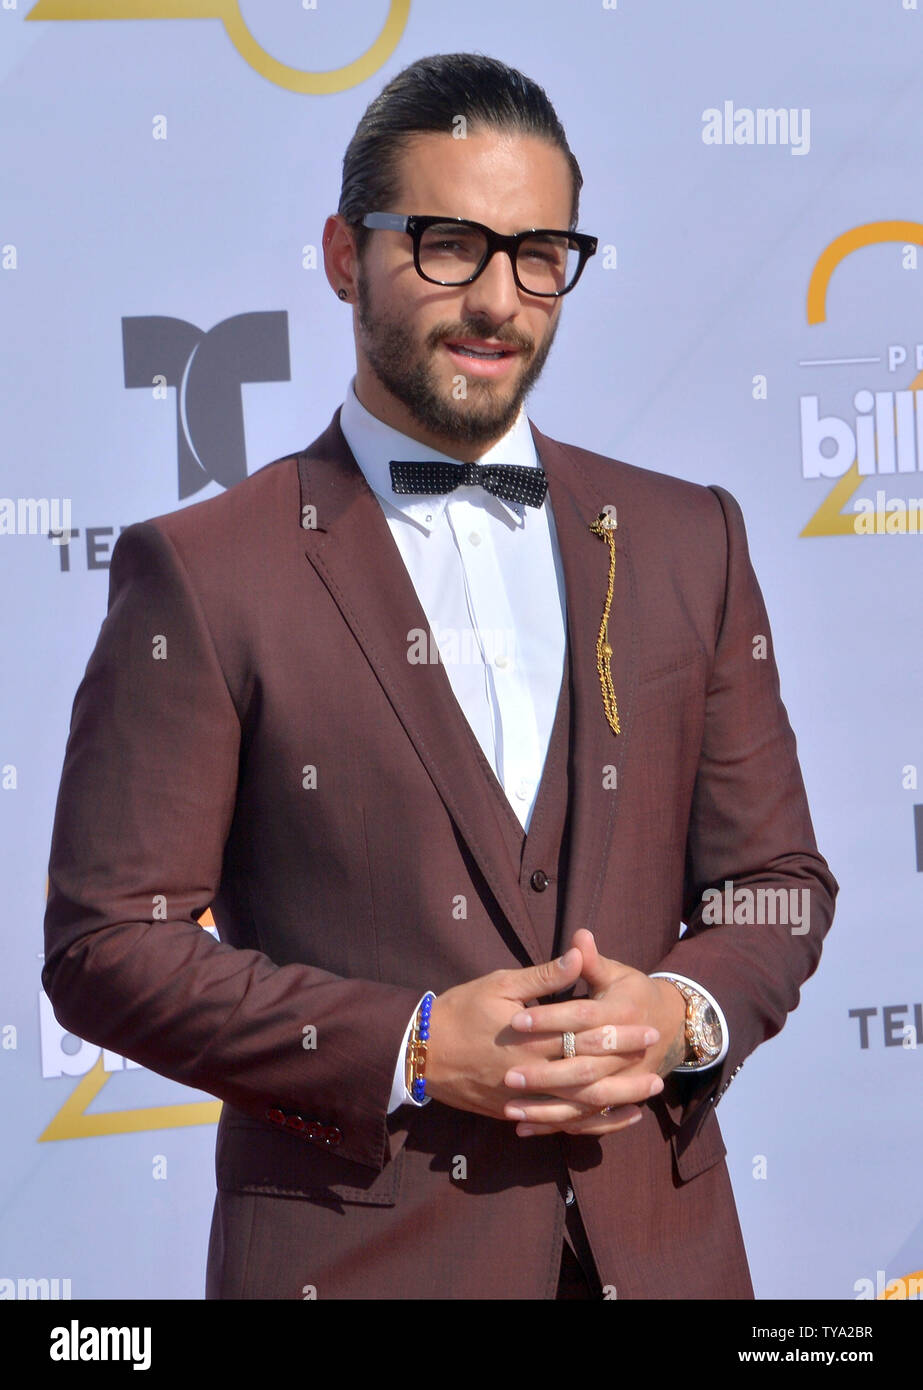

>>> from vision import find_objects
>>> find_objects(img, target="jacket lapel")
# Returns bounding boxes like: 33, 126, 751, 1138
295, 411, 545, 964
293, 410, 639, 966
530, 423, 639, 952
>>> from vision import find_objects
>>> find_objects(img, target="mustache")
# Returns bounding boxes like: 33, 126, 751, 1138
428, 321, 534, 354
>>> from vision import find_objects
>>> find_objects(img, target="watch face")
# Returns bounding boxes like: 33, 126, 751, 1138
702, 1004, 721, 1051
689, 999, 722, 1058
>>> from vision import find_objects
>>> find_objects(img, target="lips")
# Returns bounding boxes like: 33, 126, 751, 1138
441, 338, 525, 381
442, 338, 520, 361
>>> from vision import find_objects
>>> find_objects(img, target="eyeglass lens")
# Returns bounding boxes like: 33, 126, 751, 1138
418, 222, 581, 294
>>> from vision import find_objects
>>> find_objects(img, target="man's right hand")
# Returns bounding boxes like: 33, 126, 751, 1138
424, 948, 659, 1130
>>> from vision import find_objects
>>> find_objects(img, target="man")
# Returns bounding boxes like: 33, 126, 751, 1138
43, 53, 837, 1300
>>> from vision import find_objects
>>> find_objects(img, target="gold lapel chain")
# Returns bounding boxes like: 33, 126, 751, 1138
588, 508, 621, 735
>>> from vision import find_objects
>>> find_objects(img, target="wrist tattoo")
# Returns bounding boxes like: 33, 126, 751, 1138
659, 1030, 687, 1077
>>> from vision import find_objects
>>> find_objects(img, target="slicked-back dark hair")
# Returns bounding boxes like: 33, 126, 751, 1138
338, 53, 583, 259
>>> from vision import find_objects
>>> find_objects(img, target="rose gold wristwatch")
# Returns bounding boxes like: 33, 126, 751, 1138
666, 979, 723, 1070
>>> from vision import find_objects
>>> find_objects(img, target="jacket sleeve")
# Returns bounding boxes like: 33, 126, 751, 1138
652, 485, 838, 1141
42, 520, 419, 1171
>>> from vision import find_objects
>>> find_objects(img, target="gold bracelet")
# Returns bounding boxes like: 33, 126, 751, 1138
404, 993, 435, 1102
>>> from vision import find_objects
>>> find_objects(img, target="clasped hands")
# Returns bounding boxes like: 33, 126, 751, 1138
425, 928, 687, 1137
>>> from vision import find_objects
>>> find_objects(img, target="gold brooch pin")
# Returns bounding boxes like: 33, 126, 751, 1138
588, 508, 620, 735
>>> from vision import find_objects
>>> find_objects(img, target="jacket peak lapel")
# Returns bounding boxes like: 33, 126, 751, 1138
529, 422, 639, 953
295, 411, 545, 964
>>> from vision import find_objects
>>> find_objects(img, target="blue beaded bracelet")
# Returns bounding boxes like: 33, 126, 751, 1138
407, 992, 435, 1103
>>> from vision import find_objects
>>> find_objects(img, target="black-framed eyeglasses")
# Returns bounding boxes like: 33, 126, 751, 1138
360, 213, 597, 298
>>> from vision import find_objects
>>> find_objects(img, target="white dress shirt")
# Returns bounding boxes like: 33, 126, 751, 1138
336, 380, 727, 1110
340, 377, 567, 830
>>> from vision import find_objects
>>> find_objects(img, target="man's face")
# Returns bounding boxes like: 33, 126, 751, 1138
349, 129, 573, 458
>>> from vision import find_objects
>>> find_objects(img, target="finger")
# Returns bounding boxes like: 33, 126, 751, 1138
517, 1106, 645, 1138
504, 1042, 654, 1093
571, 929, 629, 997
504, 1073, 663, 1123
510, 996, 603, 1033
571, 928, 602, 988
498, 947, 583, 1003
510, 1002, 659, 1047
580, 1023, 660, 1057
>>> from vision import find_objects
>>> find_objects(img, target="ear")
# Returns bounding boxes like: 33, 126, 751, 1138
322, 214, 360, 303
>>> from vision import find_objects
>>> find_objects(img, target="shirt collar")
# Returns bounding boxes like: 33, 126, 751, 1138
339, 377, 540, 533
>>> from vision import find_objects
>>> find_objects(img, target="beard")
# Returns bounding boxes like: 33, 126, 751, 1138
355, 268, 560, 453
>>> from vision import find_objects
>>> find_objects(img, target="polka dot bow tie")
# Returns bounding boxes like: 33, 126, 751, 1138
389, 459, 548, 508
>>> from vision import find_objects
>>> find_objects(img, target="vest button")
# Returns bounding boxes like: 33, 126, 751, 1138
530, 869, 549, 892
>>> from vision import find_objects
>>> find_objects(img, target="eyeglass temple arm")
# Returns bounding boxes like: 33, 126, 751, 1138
360, 213, 410, 232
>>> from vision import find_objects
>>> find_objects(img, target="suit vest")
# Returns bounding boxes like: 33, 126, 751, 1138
461, 637, 573, 964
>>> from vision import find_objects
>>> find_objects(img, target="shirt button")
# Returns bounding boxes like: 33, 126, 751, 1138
494, 653, 510, 669
530, 869, 549, 892
468, 532, 482, 546
565, 1185, 575, 1207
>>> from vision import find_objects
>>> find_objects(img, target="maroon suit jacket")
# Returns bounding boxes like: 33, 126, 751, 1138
43, 410, 837, 1299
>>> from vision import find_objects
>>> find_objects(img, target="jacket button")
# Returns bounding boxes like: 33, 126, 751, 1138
306, 1121, 325, 1143
323, 1126, 343, 1147
530, 869, 549, 892
266, 1108, 286, 1126
285, 1114, 305, 1132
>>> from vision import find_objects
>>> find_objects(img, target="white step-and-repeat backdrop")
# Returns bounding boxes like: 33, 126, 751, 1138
1, 0, 920, 1301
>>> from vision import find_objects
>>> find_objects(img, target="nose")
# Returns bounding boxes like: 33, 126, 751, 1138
461, 246, 522, 324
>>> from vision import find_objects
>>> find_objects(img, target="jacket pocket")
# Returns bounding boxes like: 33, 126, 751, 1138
216, 1110, 405, 1206
670, 1105, 728, 1183
637, 646, 705, 687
